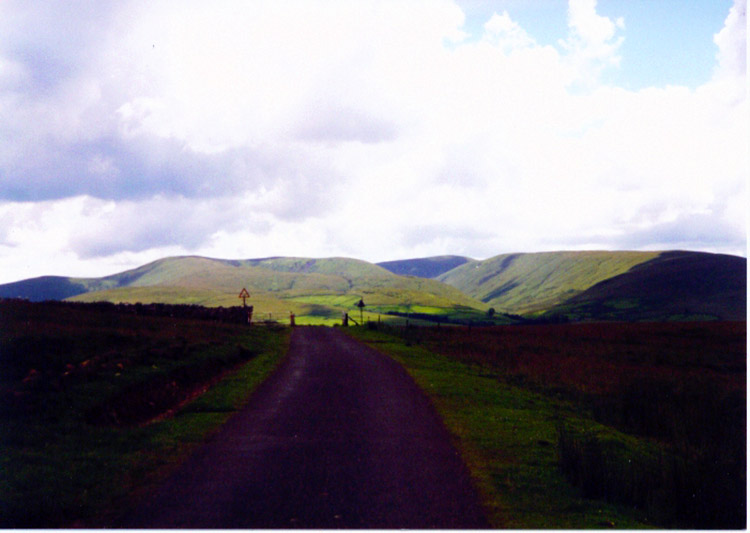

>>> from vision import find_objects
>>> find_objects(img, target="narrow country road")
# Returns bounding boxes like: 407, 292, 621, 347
120, 326, 490, 529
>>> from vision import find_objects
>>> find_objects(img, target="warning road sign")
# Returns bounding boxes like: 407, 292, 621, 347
239, 288, 250, 307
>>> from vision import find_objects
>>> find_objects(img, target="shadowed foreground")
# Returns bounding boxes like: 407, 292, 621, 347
121, 326, 489, 528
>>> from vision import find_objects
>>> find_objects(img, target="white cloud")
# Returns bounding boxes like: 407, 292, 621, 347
558, 0, 624, 86
714, 0, 747, 80
0, 0, 746, 283
482, 11, 536, 51
68, 196, 239, 258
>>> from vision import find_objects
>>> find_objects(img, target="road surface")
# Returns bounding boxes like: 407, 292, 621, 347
121, 326, 490, 528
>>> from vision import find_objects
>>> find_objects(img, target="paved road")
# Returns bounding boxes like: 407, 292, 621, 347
121, 327, 489, 528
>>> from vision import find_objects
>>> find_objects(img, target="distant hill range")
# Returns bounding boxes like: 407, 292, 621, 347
1, 250, 745, 323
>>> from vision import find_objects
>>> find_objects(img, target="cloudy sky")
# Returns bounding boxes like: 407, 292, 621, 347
0, 0, 746, 283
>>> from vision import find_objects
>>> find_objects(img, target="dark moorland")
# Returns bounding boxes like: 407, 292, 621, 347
378, 320, 746, 528
0, 298, 289, 527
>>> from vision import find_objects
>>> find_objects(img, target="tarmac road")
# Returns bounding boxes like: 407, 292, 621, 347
121, 326, 490, 528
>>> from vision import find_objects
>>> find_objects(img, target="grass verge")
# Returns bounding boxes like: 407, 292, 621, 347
0, 323, 290, 528
346, 326, 653, 529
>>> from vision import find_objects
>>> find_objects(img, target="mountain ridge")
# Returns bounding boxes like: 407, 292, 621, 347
1, 250, 745, 323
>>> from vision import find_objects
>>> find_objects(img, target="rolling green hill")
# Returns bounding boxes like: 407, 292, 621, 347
437, 251, 662, 315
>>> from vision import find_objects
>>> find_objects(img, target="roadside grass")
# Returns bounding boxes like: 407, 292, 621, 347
346, 326, 652, 529
349, 321, 746, 529
0, 301, 290, 528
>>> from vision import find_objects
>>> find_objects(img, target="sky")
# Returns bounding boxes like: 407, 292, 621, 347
0, 0, 746, 283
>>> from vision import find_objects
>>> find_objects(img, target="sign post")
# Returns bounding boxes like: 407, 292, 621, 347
239, 288, 250, 308
239, 288, 252, 324
356, 298, 365, 326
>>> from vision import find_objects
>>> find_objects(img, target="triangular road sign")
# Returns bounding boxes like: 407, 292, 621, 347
239, 288, 250, 299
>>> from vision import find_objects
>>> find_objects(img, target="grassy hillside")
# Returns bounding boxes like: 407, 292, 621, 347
377, 256, 474, 278
545, 251, 747, 321
438, 251, 661, 315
